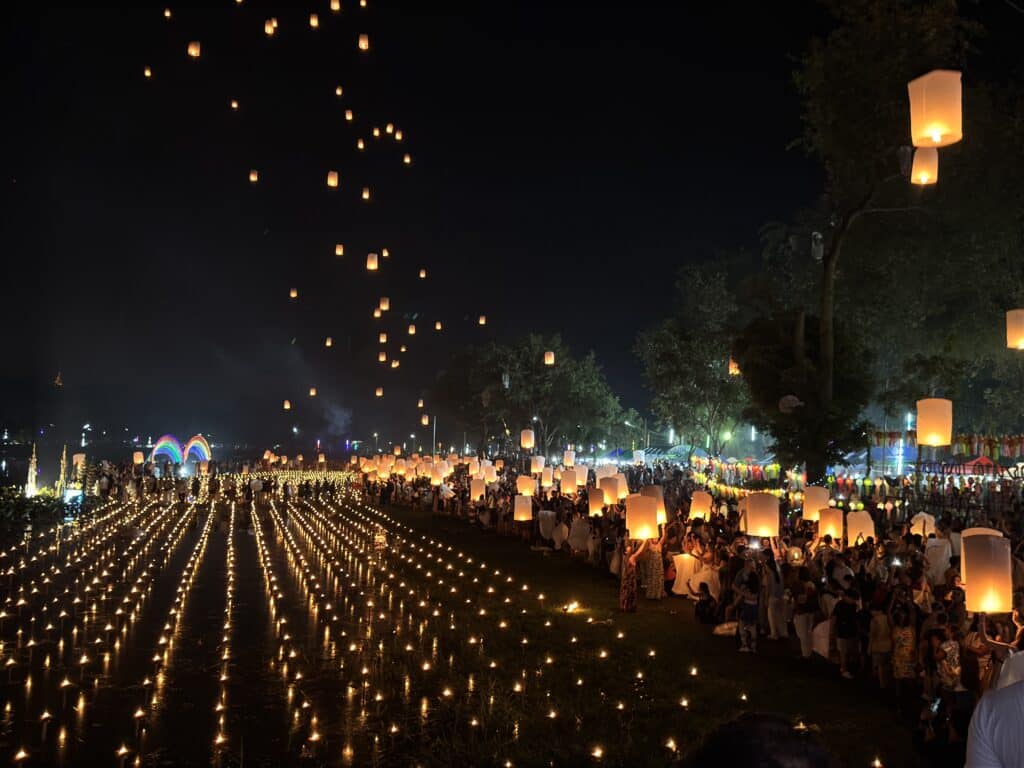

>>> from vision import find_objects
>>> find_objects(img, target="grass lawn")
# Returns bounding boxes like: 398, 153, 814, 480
384, 504, 921, 767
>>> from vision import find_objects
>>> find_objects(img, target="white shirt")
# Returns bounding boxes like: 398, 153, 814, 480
995, 650, 1024, 690
967, 681, 1024, 767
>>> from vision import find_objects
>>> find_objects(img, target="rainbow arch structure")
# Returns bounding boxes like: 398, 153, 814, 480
150, 435, 183, 464
182, 435, 211, 463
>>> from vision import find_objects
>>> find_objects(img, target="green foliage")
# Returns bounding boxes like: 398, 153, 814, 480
732, 311, 873, 480
635, 263, 748, 456
0, 486, 70, 545
432, 334, 625, 454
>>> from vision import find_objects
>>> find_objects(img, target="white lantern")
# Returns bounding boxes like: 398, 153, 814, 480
689, 490, 712, 520
908, 69, 963, 148
640, 485, 667, 525
744, 493, 779, 538
470, 479, 486, 501
910, 148, 938, 185
520, 429, 534, 450
598, 477, 618, 505
327, 170, 338, 188
516, 476, 535, 496
818, 507, 844, 540
1006, 310, 1024, 350
613, 473, 628, 500
187, 41, 201, 58
132, 451, 145, 465
543, 350, 555, 366
960, 527, 1001, 590
560, 469, 577, 493
358, 34, 369, 51
379, 297, 390, 311
916, 398, 952, 447
563, 450, 575, 467
541, 467, 553, 488
483, 466, 498, 483
588, 487, 605, 516
513, 495, 533, 522
530, 456, 545, 475
626, 495, 659, 540
846, 509, 876, 545
802, 486, 829, 523
910, 511, 936, 538
366, 253, 379, 271
962, 533, 1013, 613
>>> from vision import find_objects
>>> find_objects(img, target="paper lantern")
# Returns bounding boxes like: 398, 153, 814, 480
308, 387, 317, 397
910, 511, 936, 538
288, 287, 297, 299
478, 315, 487, 326
391, 359, 400, 369
327, 170, 338, 188
516, 476, 535, 496
962, 533, 1012, 613
916, 398, 952, 447
544, 350, 555, 366
366, 253, 378, 271
335, 243, 344, 257
379, 297, 390, 311
318, 453, 326, 464
356, 138, 365, 150
375, 387, 383, 397
132, 451, 145, 465
613, 473, 628, 499
1007, 310, 1024, 350
404, 154, 412, 165
395, 130, 404, 141
187, 41, 201, 58
163, 8, 171, 18
430, 467, 443, 486
283, 400, 291, 410
358, 34, 370, 51
910, 148, 938, 185
802, 486, 829, 523
400, 345, 407, 353
324, 337, 333, 348
230, 99, 239, 110
263, 451, 272, 461
345, 110, 354, 122
349, 455, 357, 465
72, 453, 85, 468
373, 127, 381, 138
470, 478, 486, 500
960, 527, 1001, 591
264, 20, 275, 36
541, 467, 554, 488
744, 493, 779, 538
563, 450, 575, 467
417, 399, 424, 408
587, 487, 605, 516
393, 445, 402, 457
514, 495, 533, 522
908, 69, 962, 148
144, 66, 152, 78
309, 13, 319, 28
846, 510, 876, 545
598, 477, 618, 505
641, 485, 667, 524
818, 506, 843, 540
418, 268, 427, 279
407, 324, 416, 335
576, 469, 587, 487
520, 429, 535, 450
594, 464, 615, 481
421, 414, 429, 426
483, 466, 498, 483
249, 169, 259, 183
529, 456, 545, 474
626, 495, 659, 540
434, 321, 442, 331
331, 0, 340, 11
561, 469, 577, 492
690, 490, 712, 520
378, 351, 386, 363
728, 356, 741, 376
362, 187, 371, 201
373, 308, 381, 318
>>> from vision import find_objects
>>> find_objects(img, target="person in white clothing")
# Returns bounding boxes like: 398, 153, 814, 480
966, 681, 1024, 767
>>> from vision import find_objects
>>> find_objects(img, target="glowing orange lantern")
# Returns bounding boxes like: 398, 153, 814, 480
962, 532, 1012, 612
366, 253, 378, 271
520, 429, 534, 450
283, 400, 291, 410
802, 486, 829, 523
744, 493, 778, 538
908, 70, 963, 148
308, 387, 317, 397
375, 387, 383, 397
916, 398, 952, 446
911, 148, 938, 185
327, 171, 338, 188
544, 350, 555, 366
249, 169, 259, 183
513, 495, 532, 522
358, 34, 369, 51
626, 495, 659, 540
1006, 310, 1024, 350
187, 41, 201, 58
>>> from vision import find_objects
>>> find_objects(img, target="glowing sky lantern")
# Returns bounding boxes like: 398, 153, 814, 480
421, 414, 429, 426
530, 455, 545, 474
230, 99, 239, 110
908, 69, 963, 148
598, 477, 618, 505
728, 356, 741, 376
541, 467, 554, 488
916, 398, 952, 446
163, 8, 171, 18
357, 138, 365, 150
516, 476, 535, 496
640, 485, 667, 524
1006, 310, 1024, 349
373, 127, 381, 138
513, 495, 533, 522
561, 469, 577, 491
544, 350, 555, 366
419, 268, 427, 279
910, 148, 938, 185
309, 13, 319, 28
324, 337, 333, 348
520, 429, 535, 450
308, 387, 317, 397
382, 248, 390, 258
961, 527, 1002, 592
391, 359, 400, 368
379, 297, 390, 311
249, 169, 259, 183
375, 387, 383, 397
378, 351, 386, 362
331, 0, 340, 10
345, 109, 354, 122
962, 532, 1013, 612
588, 487, 605, 516
478, 315, 487, 326
407, 324, 416, 335
434, 321, 442, 331
362, 187, 371, 201
744, 492, 779, 538
470, 478, 486, 500
335, 85, 344, 97
358, 34, 370, 51
395, 129, 404, 141
400, 344, 407, 352
690, 490, 712, 520
334, 243, 344, 257
417, 398, 424, 408
846, 509, 876, 545
626, 495, 659, 540
144, 66, 152, 78
186, 41, 201, 58
373, 308, 381, 318
802, 486, 829, 523
366, 253, 378, 271
563, 450, 575, 467
327, 170, 339, 188
818, 506, 843, 540
132, 451, 145, 465
403, 153, 412, 165
283, 399, 291, 410
264, 19, 275, 36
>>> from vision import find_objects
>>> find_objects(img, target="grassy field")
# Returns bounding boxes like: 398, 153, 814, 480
385, 504, 922, 767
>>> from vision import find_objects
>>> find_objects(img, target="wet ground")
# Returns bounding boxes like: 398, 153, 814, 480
0, 487, 923, 767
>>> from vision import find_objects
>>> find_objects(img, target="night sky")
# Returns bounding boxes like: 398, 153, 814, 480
2, 0, 821, 454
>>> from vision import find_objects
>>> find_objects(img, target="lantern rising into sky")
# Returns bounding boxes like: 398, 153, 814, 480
910, 148, 938, 185
908, 69, 963, 148
962, 532, 1012, 613
1006, 309, 1024, 349
916, 398, 952, 447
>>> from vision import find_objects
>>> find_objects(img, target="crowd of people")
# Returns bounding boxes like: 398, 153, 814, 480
364, 459, 1024, 767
